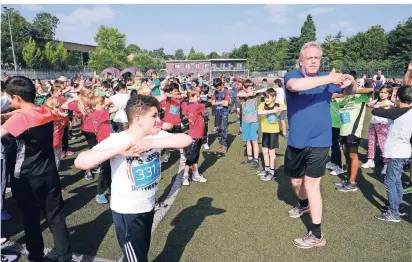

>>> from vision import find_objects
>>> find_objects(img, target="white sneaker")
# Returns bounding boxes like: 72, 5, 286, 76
330, 166, 345, 176
183, 177, 190, 186
1, 254, 18, 262
162, 153, 170, 163
1, 237, 8, 245
326, 161, 336, 170
361, 160, 375, 169
203, 143, 210, 150
192, 174, 207, 183
381, 164, 387, 175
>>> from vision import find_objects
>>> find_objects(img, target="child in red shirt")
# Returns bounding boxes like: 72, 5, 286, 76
161, 83, 185, 164
181, 90, 211, 186
89, 96, 112, 204
46, 97, 70, 171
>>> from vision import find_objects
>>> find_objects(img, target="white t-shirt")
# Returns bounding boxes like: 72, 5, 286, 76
370, 99, 393, 125
110, 93, 130, 123
93, 130, 172, 214
275, 87, 285, 104
373, 74, 386, 84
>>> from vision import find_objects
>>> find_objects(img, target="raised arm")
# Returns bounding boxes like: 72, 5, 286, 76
287, 73, 339, 92
404, 62, 412, 86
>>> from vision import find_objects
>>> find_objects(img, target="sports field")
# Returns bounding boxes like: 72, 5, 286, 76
2, 109, 412, 262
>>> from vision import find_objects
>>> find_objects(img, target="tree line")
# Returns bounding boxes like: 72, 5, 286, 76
1, 9, 411, 74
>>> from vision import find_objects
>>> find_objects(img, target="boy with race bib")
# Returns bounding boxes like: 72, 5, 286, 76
74, 95, 192, 262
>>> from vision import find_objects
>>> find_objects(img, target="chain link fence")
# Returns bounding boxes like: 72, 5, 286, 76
1, 69, 95, 80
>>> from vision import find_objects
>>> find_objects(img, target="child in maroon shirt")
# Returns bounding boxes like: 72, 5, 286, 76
46, 97, 70, 171
181, 90, 211, 186
161, 83, 185, 164
89, 96, 112, 204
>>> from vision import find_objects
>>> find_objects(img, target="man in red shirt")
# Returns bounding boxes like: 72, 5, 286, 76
181, 91, 211, 186
1, 76, 72, 262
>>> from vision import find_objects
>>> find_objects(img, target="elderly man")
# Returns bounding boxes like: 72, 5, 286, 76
373, 70, 386, 84
284, 41, 357, 249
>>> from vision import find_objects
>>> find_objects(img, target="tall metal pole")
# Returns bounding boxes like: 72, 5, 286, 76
4, 7, 17, 73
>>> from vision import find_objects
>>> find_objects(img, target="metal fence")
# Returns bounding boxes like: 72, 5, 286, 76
206, 69, 249, 83
1, 69, 95, 80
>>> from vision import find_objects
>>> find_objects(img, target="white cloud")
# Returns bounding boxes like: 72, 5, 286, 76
297, 7, 335, 20
264, 4, 289, 24
57, 5, 117, 30
22, 5, 43, 12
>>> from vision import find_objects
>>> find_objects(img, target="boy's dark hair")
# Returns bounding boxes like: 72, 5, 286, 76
4, 76, 36, 103
102, 80, 110, 90
164, 82, 180, 93
126, 95, 160, 124
244, 79, 253, 87
376, 76, 381, 81
348, 70, 357, 79
396, 86, 412, 104
130, 89, 138, 96
114, 80, 127, 93
212, 78, 223, 88
263, 88, 277, 98
192, 79, 199, 86
274, 79, 282, 87
262, 78, 267, 82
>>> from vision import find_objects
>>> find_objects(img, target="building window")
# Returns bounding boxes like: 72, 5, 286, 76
237, 63, 242, 69
205, 64, 209, 68
174, 64, 180, 69
196, 63, 200, 69
185, 64, 190, 69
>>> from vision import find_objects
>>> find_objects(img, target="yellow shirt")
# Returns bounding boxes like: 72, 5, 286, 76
258, 102, 286, 133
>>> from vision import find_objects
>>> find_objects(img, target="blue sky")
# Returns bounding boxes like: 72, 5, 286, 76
5, 4, 412, 55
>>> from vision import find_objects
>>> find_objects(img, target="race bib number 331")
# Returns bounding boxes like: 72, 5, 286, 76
129, 158, 161, 190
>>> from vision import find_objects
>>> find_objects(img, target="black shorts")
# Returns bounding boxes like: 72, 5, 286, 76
284, 146, 329, 178
167, 125, 182, 134
185, 139, 202, 166
262, 132, 279, 149
339, 135, 361, 153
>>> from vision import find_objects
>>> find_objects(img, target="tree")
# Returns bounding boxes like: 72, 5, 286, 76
94, 25, 127, 53
31, 12, 59, 40
187, 47, 197, 60
207, 51, 220, 59
1, 9, 31, 67
299, 14, 316, 47
174, 49, 186, 60
42, 42, 57, 69
323, 31, 344, 70
286, 36, 300, 63
22, 37, 41, 68
129, 53, 162, 72
54, 42, 69, 69
386, 17, 412, 70
126, 44, 141, 55
152, 47, 166, 59
361, 25, 388, 61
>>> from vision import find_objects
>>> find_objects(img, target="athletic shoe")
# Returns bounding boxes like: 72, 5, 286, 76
337, 182, 358, 192
260, 172, 275, 181
1, 237, 7, 245
381, 206, 406, 216
257, 169, 267, 176
65, 150, 74, 156
361, 160, 375, 169
1, 210, 11, 221
330, 166, 345, 176
293, 231, 326, 249
288, 205, 310, 218
334, 180, 348, 186
203, 143, 210, 150
162, 153, 170, 163
251, 160, 259, 169
326, 161, 336, 170
241, 159, 254, 165
60, 152, 66, 159
95, 194, 108, 204
192, 174, 207, 183
381, 164, 387, 175
5, 187, 11, 194
154, 201, 161, 211
182, 176, 190, 186
1, 254, 18, 262
403, 183, 412, 194
375, 211, 401, 222
84, 171, 93, 181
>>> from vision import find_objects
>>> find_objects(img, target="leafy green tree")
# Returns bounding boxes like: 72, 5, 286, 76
187, 47, 197, 60
286, 36, 301, 62
174, 49, 186, 60
152, 47, 166, 59
54, 42, 69, 69
43, 41, 57, 69
126, 44, 141, 55
361, 25, 388, 60
299, 14, 316, 47
22, 37, 38, 68
31, 12, 59, 40
386, 17, 412, 70
207, 51, 220, 59
94, 25, 127, 53
129, 53, 162, 72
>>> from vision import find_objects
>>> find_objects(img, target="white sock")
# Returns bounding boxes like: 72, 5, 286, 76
193, 171, 199, 177
183, 173, 189, 179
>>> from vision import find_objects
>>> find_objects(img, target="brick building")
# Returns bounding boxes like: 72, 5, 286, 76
165, 59, 247, 78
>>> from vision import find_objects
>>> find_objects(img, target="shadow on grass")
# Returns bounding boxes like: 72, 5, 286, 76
275, 165, 297, 206
152, 197, 225, 262
160, 150, 181, 173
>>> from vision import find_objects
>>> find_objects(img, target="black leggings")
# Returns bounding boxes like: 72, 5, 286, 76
97, 160, 112, 195
81, 131, 99, 175
331, 127, 342, 168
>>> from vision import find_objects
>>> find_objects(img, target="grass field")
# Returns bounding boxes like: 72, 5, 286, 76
2, 109, 412, 262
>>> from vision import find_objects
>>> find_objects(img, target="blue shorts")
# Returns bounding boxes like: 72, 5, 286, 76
242, 122, 259, 141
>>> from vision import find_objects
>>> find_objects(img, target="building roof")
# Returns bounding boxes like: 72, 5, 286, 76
166, 58, 247, 63
51, 40, 96, 53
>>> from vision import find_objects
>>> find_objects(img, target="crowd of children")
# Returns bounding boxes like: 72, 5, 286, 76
1, 60, 411, 261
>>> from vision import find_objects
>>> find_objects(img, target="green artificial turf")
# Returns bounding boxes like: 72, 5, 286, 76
3, 109, 411, 262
